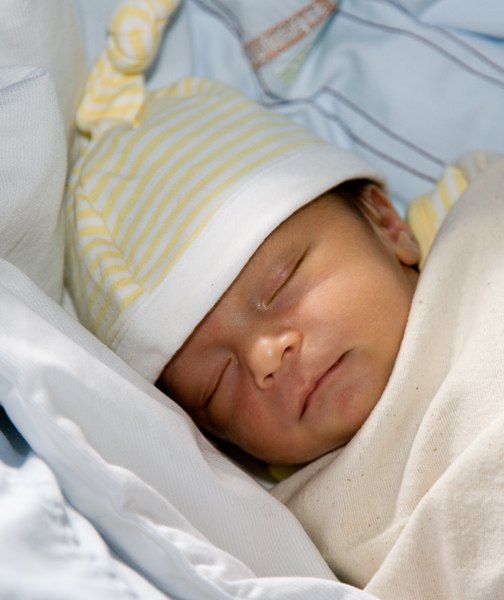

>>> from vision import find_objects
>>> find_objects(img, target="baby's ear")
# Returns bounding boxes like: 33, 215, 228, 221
360, 184, 420, 267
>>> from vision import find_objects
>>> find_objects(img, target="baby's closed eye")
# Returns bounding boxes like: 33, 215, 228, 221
261, 247, 310, 309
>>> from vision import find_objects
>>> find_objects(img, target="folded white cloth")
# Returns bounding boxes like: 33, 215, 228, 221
272, 154, 504, 600
0, 259, 377, 600
0, 409, 170, 600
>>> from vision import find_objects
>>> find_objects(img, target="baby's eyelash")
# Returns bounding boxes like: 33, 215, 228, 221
203, 357, 232, 409
267, 249, 308, 305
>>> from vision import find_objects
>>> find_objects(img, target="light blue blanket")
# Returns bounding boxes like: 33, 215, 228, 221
76, 0, 504, 213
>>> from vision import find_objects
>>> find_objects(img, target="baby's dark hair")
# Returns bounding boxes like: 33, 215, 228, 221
329, 178, 376, 221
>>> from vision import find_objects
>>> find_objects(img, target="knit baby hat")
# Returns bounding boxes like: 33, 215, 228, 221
65, 0, 384, 383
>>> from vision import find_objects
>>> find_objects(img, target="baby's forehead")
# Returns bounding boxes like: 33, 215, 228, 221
222, 193, 344, 290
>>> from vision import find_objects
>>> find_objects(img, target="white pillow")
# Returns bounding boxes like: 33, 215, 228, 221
0, 0, 87, 146
0, 67, 66, 302
0, 1, 87, 303
0, 260, 376, 600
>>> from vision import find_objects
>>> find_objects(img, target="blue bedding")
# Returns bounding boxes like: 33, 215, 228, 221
75, 0, 504, 213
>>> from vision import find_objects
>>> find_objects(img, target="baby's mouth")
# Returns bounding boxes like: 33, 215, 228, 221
301, 353, 347, 417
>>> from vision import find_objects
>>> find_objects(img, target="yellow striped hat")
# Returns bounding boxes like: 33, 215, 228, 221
65, 0, 383, 382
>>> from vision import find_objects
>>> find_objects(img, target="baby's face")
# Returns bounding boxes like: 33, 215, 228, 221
158, 187, 419, 465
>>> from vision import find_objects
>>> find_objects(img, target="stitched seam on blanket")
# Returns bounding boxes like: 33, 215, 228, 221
375, 0, 504, 77
322, 86, 444, 166
191, 0, 245, 41
312, 100, 439, 183
339, 9, 504, 91
264, 95, 439, 183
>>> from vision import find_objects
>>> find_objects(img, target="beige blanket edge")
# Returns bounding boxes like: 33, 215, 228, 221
272, 154, 504, 600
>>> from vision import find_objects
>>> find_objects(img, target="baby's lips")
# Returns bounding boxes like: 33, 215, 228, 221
300, 353, 347, 417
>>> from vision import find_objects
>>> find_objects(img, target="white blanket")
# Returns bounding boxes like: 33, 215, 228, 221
272, 156, 504, 600
0, 260, 379, 600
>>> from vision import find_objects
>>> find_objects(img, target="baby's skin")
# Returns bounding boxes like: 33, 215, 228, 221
158, 185, 419, 465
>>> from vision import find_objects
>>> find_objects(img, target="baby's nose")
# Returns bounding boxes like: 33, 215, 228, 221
246, 330, 301, 389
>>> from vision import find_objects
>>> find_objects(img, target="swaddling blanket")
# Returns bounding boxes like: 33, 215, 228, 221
272, 155, 504, 600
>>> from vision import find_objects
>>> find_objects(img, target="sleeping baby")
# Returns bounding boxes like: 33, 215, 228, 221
66, 1, 504, 599
157, 179, 420, 466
